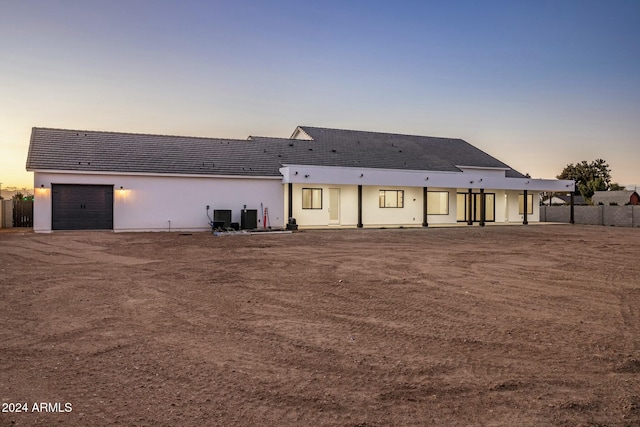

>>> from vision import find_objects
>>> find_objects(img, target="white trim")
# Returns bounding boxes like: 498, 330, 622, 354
27, 169, 282, 180
279, 164, 574, 192
290, 127, 313, 140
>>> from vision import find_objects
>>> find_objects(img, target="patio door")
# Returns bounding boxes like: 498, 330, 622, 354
457, 192, 495, 223
329, 188, 340, 225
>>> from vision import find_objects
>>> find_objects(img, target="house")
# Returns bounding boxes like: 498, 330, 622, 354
542, 194, 587, 206
26, 126, 575, 232
592, 190, 640, 206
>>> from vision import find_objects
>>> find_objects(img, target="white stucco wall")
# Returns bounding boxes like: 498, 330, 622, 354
362, 186, 423, 226
291, 184, 457, 227
288, 183, 543, 228
33, 172, 284, 232
290, 183, 359, 227
504, 190, 540, 223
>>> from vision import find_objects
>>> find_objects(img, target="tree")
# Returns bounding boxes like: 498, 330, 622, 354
557, 159, 612, 199
610, 182, 626, 191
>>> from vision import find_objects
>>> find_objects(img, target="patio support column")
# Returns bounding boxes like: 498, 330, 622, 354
422, 187, 428, 227
523, 189, 528, 225
479, 188, 486, 227
287, 183, 293, 220
357, 185, 363, 228
467, 188, 473, 225
570, 190, 575, 224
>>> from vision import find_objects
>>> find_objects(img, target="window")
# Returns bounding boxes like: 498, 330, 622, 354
379, 190, 404, 208
427, 191, 449, 215
456, 193, 467, 222
519, 194, 534, 215
484, 193, 495, 221
302, 188, 322, 209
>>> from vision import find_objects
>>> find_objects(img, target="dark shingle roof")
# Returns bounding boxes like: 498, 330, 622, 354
284, 126, 525, 177
26, 128, 283, 177
26, 126, 525, 178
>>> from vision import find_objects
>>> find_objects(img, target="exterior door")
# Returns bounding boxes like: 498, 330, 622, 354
457, 192, 495, 223
329, 188, 340, 225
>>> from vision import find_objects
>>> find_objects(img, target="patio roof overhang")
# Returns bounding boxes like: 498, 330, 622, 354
279, 165, 575, 192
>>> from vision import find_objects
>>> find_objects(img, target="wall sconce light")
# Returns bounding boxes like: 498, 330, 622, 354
40, 184, 45, 188
525, 181, 530, 185
119, 186, 125, 193
424, 177, 429, 181
479, 178, 483, 182
304, 174, 309, 178
469, 180, 474, 184
294, 171, 298, 175
360, 173, 364, 178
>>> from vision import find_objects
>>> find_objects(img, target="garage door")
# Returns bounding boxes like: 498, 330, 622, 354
52, 184, 114, 230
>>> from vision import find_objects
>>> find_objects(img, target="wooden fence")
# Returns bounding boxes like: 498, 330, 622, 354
12, 200, 33, 227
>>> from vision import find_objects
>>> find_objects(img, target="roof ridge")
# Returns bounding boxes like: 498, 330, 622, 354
248, 135, 291, 140
298, 125, 460, 141
32, 127, 251, 143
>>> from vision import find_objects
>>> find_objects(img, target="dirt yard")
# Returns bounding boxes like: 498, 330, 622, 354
1, 225, 639, 426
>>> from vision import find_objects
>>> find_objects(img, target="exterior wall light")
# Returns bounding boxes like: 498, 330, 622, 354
304, 174, 309, 178
360, 173, 364, 178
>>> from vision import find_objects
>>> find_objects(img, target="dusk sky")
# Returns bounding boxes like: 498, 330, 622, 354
2, 0, 639, 191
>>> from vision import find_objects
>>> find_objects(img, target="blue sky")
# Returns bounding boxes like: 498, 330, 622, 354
2, 0, 639, 190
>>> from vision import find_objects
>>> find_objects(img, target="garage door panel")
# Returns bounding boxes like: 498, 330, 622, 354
52, 184, 113, 230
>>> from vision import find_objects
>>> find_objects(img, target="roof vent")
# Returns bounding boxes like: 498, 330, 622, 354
308, 148, 313, 151
331, 149, 337, 153
289, 143, 294, 147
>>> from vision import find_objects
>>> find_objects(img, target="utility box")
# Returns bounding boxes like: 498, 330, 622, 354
240, 209, 257, 230
213, 210, 232, 229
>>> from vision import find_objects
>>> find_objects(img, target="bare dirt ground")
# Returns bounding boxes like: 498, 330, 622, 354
1, 224, 639, 426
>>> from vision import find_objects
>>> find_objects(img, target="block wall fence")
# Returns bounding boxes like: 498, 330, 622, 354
540, 205, 640, 227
